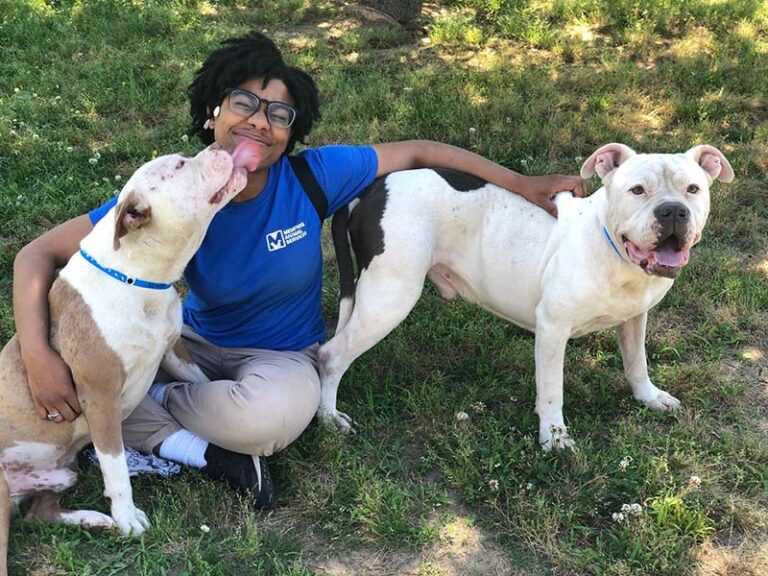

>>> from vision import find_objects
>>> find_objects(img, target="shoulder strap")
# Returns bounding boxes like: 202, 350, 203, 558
287, 154, 328, 222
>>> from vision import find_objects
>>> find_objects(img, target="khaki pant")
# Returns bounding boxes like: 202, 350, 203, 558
122, 326, 321, 457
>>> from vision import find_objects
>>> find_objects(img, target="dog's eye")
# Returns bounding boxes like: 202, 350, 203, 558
630, 185, 645, 196
686, 184, 700, 194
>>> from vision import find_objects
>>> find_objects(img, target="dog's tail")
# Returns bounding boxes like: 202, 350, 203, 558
331, 204, 356, 335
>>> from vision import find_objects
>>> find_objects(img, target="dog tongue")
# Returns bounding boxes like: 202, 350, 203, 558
653, 247, 690, 267
231, 140, 262, 172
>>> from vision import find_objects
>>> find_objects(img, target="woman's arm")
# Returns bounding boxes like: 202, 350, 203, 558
13, 214, 93, 422
372, 140, 586, 217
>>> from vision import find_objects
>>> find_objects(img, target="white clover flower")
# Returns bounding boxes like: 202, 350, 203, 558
688, 475, 701, 490
469, 127, 476, 135
115, 175, 122, 181
526, 483, 533, 490
200, 524, 211, 533
9, 130, 17, 137
88, 157, 98, 165
621, 503, 643, 516
93, 151, 101, 159
455, 410, 469, 421
619, 456, 633, 471
403, 86, 414, 93
488, 479, 499, 491
181, 134, 189, 143
471, 401, 486, 413
612, 512, 626, 523
509, 396, 518, 403
66, 146, 74, 152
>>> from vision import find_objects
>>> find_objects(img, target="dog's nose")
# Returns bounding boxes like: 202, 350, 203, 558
654, 202, 690, 224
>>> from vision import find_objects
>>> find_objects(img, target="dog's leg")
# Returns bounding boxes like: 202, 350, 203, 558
0, 472, 10, 576
617, 313, 680, 411
160, 340, 209, 385
25, 491, 115, 530
534, 313, 575, 451
318, 270, 426, 433
80, 386, 150, 535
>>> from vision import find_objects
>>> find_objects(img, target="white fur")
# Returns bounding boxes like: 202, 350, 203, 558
318, 144, 732, 449
93, 449, 149, 535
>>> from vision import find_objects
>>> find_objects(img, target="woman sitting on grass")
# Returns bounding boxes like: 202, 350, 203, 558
13, 31, 585, 509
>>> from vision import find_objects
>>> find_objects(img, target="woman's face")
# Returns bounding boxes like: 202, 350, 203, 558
212, 76, 294, 171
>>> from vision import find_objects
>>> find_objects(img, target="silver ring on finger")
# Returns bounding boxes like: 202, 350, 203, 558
46, 411, 61, 421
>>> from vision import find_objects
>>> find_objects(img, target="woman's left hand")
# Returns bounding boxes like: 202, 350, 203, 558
516, 174, 587, 218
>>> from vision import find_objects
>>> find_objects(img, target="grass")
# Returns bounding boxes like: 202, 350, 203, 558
2, 0, 767, 574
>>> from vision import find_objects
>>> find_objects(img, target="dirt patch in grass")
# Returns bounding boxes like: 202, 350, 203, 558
266, 502, 546, 576
695, 539, 768, 576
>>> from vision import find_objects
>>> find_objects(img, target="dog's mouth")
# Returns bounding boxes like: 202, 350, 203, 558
208, 141, 262, 205
622, 234, 690, 278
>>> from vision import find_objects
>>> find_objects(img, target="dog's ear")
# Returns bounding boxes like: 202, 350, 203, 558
685, 145, 734, 183
113, 191, 152, 251
580, 143, 636, 180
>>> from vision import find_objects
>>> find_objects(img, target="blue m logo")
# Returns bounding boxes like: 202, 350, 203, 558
266, 230, 286, 251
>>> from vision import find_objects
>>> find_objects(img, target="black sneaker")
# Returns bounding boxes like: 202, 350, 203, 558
202, 444, 276, 509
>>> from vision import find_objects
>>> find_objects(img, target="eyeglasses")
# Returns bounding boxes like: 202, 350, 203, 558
224, 88, 297, 129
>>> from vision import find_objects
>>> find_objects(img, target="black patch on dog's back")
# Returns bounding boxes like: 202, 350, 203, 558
349, 177, 388, 274
433, 168, 487, 192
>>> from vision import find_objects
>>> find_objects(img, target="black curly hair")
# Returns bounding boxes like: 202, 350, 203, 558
188, 31, 320, 155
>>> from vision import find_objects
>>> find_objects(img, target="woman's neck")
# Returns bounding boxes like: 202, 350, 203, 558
232, 168, 269, 202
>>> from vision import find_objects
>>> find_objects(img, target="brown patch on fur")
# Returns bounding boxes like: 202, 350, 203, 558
0, 336, 77, 452
172, 339, 195, 364
113, 191, 152, 250
49, 279, 127, 456
0, 278, 127, 459
24, 491, 64, 524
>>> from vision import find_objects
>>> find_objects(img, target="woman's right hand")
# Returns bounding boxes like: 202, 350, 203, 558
26, 345, 82, 423
13, 214, 93, 424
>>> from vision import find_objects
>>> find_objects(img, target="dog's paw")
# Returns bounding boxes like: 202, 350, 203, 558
540, 425, 577, 452
318, 409, 356, 434
60, 510, 116, 531
112, 505, 150, 536
636, 386, 681, 412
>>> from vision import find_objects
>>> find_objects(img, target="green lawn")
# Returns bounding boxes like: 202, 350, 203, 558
1, 1, 766, 574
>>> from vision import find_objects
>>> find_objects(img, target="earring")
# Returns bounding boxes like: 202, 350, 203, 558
203, 118, 214, 130
212, 105, 221, 118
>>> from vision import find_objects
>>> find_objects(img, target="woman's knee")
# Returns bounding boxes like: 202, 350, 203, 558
220, 379, 320, 454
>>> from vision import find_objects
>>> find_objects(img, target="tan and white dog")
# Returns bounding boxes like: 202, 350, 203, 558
0, 141, 260, 575
318, 143, 733, 450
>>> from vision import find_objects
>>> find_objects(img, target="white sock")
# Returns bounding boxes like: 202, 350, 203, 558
148, 382, 168, 405
158, 429, 209, 468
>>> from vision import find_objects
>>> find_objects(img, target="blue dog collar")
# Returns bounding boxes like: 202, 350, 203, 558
79, 249, 173, 290
602, 226, 626, 261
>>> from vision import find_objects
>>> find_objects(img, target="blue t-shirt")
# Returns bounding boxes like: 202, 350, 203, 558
89, 145, 379, 350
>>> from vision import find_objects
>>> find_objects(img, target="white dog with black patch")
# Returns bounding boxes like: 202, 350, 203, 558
317, 143, 733, 450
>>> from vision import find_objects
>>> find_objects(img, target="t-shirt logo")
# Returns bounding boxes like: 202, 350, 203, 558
266, 222, 308, 252
266, 230, 285, 251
